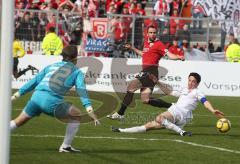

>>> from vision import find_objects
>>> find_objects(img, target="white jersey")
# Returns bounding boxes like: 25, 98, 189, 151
170, 87, 206, 115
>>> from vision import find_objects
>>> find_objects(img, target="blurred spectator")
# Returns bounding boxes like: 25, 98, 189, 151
42, 27, 63, 55
134, 16, 144, 49
121, 6, 132, 42
154, 0, 170, 35
176, 24, 191, 48
169, 9, 182, 35
137, 0, 147, 9
15, 12, 34, 41
13, 35, 38, 79
135, 3, 146, 16
109, 16, 125, 43
169, 37, 184, 59
81, 0, 98, 17
225, 33, 236, 51
226, 39, 240, 62
159, 28, 173, 46
38, 12, 49, 41
169, 0, 181, 16
29, 11, 40, 41
98, 0, 106, 17
58, 0, 74, 10
228, 33, 236, 44
208, 40, 215, 53
192, 3, 204, 34
46, 14, 65, 36
69, 26, 83, 45
180, 0, 192, 26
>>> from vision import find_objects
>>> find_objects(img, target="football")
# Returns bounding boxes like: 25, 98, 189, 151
216, 118, 231, 133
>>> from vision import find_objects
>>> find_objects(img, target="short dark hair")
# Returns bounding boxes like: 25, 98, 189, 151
147, 25, 157, 32
49, 27, 56, 33
189, 72, 201, 83
61, 45, 78, 61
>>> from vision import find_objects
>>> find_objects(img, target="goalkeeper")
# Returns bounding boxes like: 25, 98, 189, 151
11, 45, 100, 153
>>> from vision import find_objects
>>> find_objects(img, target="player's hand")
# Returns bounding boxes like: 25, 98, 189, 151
214, 110, 224, 118
94, 119, 101, 126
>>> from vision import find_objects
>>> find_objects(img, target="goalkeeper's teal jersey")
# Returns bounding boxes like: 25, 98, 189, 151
18, 61, 91, 111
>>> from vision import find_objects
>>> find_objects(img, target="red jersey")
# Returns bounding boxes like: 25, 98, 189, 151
142, 39, 166, 70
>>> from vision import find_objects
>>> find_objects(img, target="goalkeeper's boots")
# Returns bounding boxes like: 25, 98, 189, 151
59, 145, 81, 153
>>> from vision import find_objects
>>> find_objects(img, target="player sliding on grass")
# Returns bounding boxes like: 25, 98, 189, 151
112, 72, 224, 136
11, 45, 100, 152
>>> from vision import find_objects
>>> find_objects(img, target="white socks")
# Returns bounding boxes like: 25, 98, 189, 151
61, 122, 80, 147
10, 120, 17, 132
119, 125, 146, 133
162, 119, 183, 134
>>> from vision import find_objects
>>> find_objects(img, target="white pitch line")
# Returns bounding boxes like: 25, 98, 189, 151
12, 134, 240, 154
12, 109, 240, 118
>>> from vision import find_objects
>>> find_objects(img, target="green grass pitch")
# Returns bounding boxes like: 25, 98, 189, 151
11, 91, 240, 164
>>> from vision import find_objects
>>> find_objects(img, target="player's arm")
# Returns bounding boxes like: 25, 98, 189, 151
165, 50, 184, 60
204, 101, 224, 118
197, 91, 224, 118
11, 68, 46, 101
75, 71, 100, 125
125, 43, 143, 56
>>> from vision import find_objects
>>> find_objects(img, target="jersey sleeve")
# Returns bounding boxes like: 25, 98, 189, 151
18, 67, 47, 95
196, 90, 207, 104
158, 41, 167, 56
170, 87, 183, 97
75, 70, 92, 108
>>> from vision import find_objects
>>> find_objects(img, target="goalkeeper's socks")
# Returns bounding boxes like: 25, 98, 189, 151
10, 120, 17, 131
119, 125, 146, 133
162, 119, 183, 134
62, 122, 80, 146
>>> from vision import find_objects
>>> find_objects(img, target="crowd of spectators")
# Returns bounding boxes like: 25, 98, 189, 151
14, 0, 239, 61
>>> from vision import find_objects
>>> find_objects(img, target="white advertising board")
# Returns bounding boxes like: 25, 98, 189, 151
12, 55, 240, 97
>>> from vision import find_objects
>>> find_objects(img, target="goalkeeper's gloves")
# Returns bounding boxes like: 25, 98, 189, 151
11, 91, 20, 101
86, 106, 101, 126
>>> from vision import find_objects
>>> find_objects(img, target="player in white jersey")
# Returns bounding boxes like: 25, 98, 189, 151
112, 72, 224, 136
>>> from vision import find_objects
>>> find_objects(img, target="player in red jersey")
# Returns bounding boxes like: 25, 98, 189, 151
107, 25, 183, 120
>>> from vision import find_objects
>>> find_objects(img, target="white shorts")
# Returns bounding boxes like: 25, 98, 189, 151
168, 105, 192, 128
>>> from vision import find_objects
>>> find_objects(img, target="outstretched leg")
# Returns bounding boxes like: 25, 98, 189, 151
112, 111, 191, 136
10, 111, 32, 131
107, 79, 142, 120
140, 88, 172, 108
